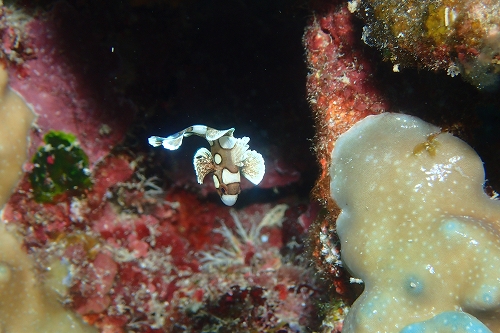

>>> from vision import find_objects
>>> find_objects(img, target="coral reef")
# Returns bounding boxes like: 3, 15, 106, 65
0, 222, 97, 333
0, 2, 321, 331
330, 113, 500, 332
304, 4, 500, 323
5, 161, 324, 332
4, 0, 498, 331
303, 2, 389, 211
303, 2, 389, 312
350, 0, 500, 89
0, 64, 94, 332
167, 205, 323, 332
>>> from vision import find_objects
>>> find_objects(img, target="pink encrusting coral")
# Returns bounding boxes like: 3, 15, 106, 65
303, 1, 389, 209
2, 3, 136, 164
303, 1, 389, 308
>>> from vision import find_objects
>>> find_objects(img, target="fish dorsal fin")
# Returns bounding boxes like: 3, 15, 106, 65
149, 126, 235, 150
205, 127, 235, 141
241, 150, 265, 185
193, 147, 215, 184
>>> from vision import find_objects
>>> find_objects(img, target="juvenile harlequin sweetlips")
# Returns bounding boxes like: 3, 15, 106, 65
149, 125, 265, 206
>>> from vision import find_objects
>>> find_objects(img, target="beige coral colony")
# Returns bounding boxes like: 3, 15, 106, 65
0, 66, 97, 332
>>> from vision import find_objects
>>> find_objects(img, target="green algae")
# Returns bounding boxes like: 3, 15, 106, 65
30, 130, 92, 203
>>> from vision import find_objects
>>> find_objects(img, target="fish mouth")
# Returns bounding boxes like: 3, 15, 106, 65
221, 194, 238, 206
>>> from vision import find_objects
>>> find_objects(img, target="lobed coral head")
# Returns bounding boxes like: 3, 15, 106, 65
330, 113, 500, 332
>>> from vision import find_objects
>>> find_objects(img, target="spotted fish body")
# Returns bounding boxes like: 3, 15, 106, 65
148, 125, 265, 206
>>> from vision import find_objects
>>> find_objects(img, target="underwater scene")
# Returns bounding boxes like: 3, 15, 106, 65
0, 0, 499, 332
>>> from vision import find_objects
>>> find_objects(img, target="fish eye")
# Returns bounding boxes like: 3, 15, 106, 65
220, 187, 226, 194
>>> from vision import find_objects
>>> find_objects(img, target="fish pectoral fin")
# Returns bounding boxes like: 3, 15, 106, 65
193, 147, 215, 184
231, 137, 250, 166
241, 150, 265, 185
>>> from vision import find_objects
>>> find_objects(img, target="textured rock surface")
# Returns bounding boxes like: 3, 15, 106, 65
330, 113, 500, 332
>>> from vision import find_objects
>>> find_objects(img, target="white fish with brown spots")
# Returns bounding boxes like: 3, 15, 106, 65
148, 125, 265, 206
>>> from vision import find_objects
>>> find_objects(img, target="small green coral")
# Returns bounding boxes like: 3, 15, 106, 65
29, 130, 92, 203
